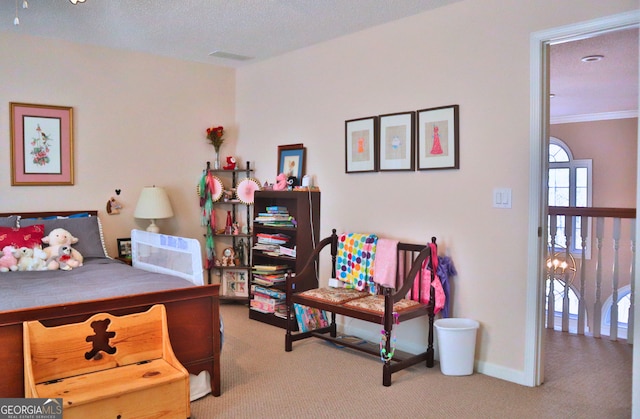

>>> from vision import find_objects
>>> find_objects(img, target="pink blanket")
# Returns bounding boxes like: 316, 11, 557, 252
373, 238, 398, 288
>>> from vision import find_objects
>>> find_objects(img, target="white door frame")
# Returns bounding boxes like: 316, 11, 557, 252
527, 7, 640, 407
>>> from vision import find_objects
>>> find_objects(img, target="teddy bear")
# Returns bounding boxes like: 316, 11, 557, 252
0, 246, 18, 272
273, 173, 288, 190
13, 247, 48, 271
41, 228, 84, 270
223, 156, 237, 170
46, 245, 77, 271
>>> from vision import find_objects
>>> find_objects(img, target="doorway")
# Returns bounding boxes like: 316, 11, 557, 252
527, 8, 640, 410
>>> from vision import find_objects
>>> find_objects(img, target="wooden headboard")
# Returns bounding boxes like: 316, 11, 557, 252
0, 210, 98, 219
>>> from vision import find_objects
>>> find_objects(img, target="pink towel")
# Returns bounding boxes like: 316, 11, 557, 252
374, 239, 398, 288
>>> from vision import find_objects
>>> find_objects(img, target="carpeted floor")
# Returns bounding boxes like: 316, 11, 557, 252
190, 303, 632, 418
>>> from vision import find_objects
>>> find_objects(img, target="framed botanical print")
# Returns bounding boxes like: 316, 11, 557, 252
378, 111, 415, 171
10, 102, 74, 186
417, 104, 459, 170
345, 116, 378, 173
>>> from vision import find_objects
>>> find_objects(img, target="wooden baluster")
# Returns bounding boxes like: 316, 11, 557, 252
593, 217, 604, 338
628, 220, 635, 344
609, 218, 620, 341
578, 216, 588, 335
547, 215, 558, 329
562, 216, 572, 332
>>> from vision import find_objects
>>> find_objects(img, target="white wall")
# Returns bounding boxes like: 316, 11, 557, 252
0, 32, 235, 257
236, 0, 638, 384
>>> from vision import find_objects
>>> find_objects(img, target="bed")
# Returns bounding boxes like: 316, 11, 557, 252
0, 210, 221, 398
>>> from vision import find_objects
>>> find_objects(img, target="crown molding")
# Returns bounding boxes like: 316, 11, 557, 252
551, 110, 638, 124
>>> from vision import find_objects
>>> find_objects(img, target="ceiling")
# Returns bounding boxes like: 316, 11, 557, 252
1, 0, 462, 65
1, 0, 638, 120
550, 27, 638, 122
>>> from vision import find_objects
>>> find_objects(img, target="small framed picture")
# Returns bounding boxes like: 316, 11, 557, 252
378, 111, 415, 171
117, 238, 132, 258
345, 116, 378, 173
417, 104, 459, 170
277, 143, 306, 180
222, 270, 249, 298
10, 102, 74, 186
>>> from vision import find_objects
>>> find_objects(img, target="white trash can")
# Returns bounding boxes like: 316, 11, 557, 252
434, 318, 479, 376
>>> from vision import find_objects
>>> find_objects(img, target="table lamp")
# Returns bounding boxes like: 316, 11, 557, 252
134, 186, 174, 233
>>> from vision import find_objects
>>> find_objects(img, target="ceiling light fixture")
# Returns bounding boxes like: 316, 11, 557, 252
69, 0, 86, 4
581, 55, 604, 63
14, 0, 20, 25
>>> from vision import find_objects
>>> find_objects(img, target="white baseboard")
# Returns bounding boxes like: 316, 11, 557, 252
339, 315, 531, 387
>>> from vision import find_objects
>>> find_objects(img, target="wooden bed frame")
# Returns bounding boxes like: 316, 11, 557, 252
0, 211, 221, 398
285, 230, 437, 386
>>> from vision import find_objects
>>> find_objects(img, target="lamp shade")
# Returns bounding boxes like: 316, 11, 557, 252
134, 186, 174, 233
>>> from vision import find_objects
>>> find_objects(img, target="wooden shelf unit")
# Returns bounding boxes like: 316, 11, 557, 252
250, 190, 320, 328
205, 161, 253, 301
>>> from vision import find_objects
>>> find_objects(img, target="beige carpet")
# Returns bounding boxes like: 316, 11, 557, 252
191, 303, 632, 419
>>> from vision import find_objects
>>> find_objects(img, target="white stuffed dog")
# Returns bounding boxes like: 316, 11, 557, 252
46, 245, 76, 271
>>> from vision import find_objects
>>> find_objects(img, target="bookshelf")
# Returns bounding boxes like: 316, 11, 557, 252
203, 161, 254, 301
250, 190, 320, 328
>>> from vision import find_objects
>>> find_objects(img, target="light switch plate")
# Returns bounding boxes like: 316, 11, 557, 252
493, 188, 512, 209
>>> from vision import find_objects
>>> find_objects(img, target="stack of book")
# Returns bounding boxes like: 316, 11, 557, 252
250, 284, 287, 317
252, 264, 289, 286
254, 206, 297, 227
293, 303, 329, 332
253, 232, 293, 257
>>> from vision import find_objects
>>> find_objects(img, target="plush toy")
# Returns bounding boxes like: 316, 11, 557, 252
0, 246, 18, 272
46, 245, 77, 271
42, 228, 84, 270
13, 247, 48, 271
273, 173, 288, 191
287, 176, 298, 190
223, 156, 237, 170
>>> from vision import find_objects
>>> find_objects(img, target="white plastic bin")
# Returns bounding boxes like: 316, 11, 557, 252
434, 318, 479, 376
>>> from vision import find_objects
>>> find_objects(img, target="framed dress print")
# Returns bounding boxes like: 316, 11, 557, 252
378, 111, 415, 171
417, 104, 459, 170
345, 116, 378, 173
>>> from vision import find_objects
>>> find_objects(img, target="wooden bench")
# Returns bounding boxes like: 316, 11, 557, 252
285, 230, 438, 386
23, 304, 190, 419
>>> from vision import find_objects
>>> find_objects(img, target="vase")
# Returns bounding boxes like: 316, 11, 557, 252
214, 151, 221, 170
225, 210, 233, 234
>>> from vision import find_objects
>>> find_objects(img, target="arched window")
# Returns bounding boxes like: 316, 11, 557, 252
601, 285, 631, 339
548, 137, 593, 256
